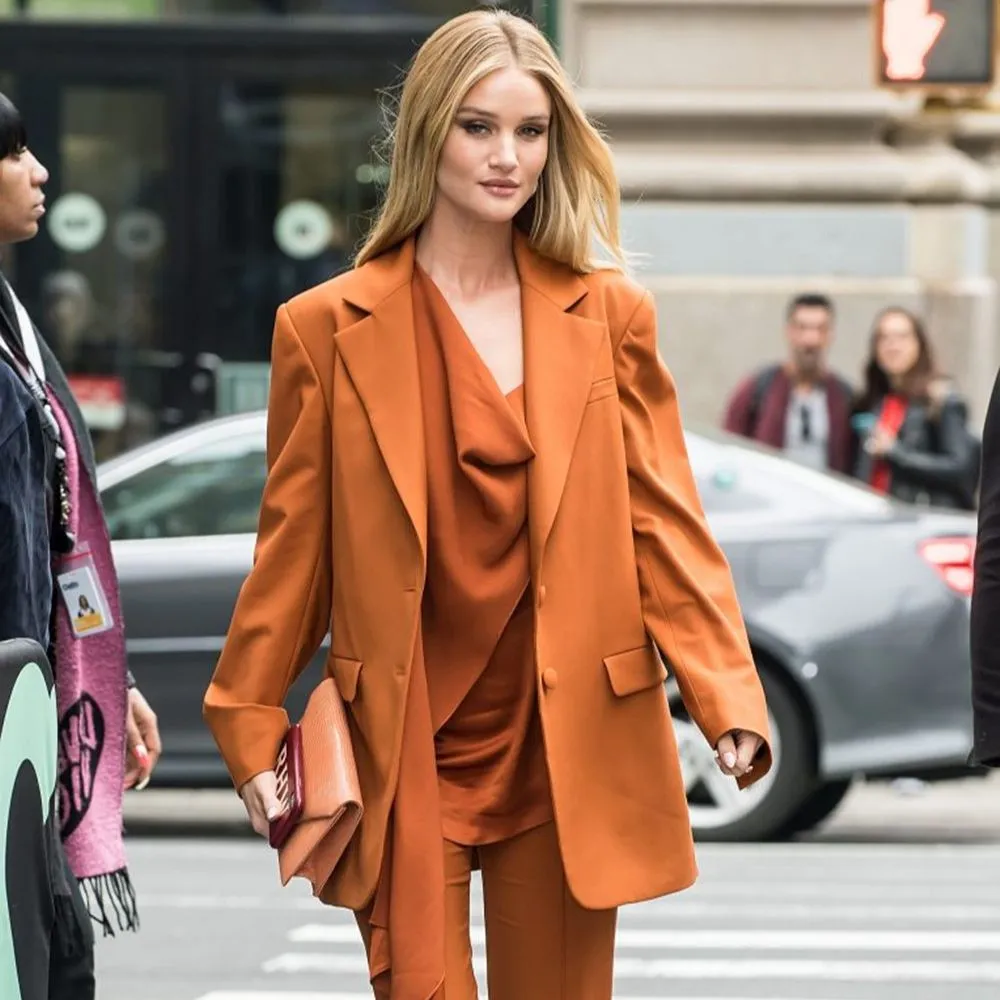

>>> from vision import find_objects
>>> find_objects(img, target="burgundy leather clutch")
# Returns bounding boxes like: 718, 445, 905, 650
269, 725, 304, 849
269, 676, 363, 894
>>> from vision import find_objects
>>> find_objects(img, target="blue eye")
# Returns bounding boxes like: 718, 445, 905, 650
461, 121, 490, 136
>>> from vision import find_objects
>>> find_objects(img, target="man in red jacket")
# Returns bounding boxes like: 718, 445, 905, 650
722, 292, 855, 475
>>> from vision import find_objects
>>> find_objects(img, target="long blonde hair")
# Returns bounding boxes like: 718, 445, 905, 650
355, 8, 624, 273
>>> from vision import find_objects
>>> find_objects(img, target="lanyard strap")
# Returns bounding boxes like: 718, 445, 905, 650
0, 330, 64, 455
5, 279, 45, 380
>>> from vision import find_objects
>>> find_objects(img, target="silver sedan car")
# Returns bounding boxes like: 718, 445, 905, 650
98, 411, 977, 841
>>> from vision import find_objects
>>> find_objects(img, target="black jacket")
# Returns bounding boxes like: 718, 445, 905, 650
854, 391, 979, 511
971, 369, 1000, 765
0, 360, 52, 648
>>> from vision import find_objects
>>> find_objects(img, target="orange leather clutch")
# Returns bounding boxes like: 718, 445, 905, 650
273, 676, 363, 894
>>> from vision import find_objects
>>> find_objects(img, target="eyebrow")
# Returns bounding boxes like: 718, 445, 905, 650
456, 105, 550, 124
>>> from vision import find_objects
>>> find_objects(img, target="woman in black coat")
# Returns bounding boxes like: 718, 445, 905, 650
0, 92, 161, 998
852, 307, 978, 510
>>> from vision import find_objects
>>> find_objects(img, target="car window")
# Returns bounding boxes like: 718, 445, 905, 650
102, 433, 267, 541
685, 431, 890, 519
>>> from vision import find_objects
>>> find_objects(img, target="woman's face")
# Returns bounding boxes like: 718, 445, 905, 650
0, 147, 48, 244
875, 311, 922, 377
435, 66, 551, 226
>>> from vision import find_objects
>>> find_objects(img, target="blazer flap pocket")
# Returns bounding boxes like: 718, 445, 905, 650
330, 656, 363, 702
603, 644, 667, 697
587, 375, 617, 404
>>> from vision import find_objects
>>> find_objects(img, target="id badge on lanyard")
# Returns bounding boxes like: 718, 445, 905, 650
56, 544, 114, 639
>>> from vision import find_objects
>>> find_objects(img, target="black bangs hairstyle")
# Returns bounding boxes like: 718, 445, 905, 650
0, 93, 27, 161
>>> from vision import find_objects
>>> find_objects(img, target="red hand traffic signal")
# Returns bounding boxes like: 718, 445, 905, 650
876, 0, 995, 90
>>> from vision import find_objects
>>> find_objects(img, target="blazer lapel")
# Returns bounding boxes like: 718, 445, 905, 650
334, 240, 427, 566
516, 234, 606, 569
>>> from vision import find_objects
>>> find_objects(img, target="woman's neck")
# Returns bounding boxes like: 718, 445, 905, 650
415, 204, 518, 299
887, 373, 907, 395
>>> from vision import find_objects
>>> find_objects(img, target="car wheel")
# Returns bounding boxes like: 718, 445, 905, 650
669, 664, 817, 842
776, 779, 853, 838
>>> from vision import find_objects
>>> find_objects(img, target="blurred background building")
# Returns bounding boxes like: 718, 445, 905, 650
2, 0, 999, 454
561, 0, 1000, 433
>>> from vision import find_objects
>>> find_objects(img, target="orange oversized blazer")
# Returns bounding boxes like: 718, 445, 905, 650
203, 233, 772, 913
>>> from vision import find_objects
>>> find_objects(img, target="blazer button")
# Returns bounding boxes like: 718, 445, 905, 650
542, 667, 558, 691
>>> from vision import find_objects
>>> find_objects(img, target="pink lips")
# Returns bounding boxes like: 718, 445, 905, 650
481, 180, 519, 198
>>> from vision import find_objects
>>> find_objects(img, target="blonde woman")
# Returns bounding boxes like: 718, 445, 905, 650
204, 9, 771, 999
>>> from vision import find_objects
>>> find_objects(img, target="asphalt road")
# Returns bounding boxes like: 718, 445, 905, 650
94, 776, 1000, 1000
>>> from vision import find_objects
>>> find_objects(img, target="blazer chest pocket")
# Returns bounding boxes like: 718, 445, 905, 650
587, 376, 617, 404
330, 656, 363, 703
603, 644, 667, 697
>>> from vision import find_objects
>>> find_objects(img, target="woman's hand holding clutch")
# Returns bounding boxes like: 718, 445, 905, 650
239, 770, 286, 837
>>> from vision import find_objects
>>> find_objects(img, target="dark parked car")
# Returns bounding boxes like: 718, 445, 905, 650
98, 412, 977, 840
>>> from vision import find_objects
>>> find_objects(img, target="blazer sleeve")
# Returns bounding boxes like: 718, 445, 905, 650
203, 304, 333, 790
614, 291, 772, 788
971, 371, 1000, 765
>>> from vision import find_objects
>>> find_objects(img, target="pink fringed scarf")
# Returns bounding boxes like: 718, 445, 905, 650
49, 391, 137, 935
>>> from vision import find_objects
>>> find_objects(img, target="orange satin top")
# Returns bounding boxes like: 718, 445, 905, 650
416, 264, 552, 846
363, 267, 551, 999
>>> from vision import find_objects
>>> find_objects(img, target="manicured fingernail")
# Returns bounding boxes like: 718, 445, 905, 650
723, 753, 737, 768
266, 806, 279, 821
134, 744, 149, 762
135, 774, 150, 791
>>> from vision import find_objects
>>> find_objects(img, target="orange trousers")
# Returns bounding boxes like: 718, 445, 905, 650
357, 821, 618, 1000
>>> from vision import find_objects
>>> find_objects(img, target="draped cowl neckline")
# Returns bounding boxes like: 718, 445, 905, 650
414, 262, 534, 476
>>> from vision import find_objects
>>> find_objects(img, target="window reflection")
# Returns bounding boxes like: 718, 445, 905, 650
37, 85, 168, 460
102, 433, 267, 540
214, 85, 380, 362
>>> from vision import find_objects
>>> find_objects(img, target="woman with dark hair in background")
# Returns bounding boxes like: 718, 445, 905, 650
0, 91, 162, 998
852, 306, 979, 510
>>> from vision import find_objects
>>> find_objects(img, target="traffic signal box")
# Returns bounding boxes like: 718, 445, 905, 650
876, 0, 996, 93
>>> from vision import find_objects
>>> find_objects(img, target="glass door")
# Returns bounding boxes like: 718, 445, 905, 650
193, 66, 386, 412
4, 67, 186, 459
212, 82, 380, 357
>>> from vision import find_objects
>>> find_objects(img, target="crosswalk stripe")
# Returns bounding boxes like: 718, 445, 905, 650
198, 994, 864, 1000
633, 901, 1000, 922
287, 923, 1000, 952
197, 994, 860, 1000
689, 881, 1000, 900
614, 958, 1000, 982
261, 951, 1000, 982
139, 893, 1000, 924
196, 993, 373, 1000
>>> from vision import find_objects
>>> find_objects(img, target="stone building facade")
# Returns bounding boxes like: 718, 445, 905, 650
558, 0, 1000, 429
